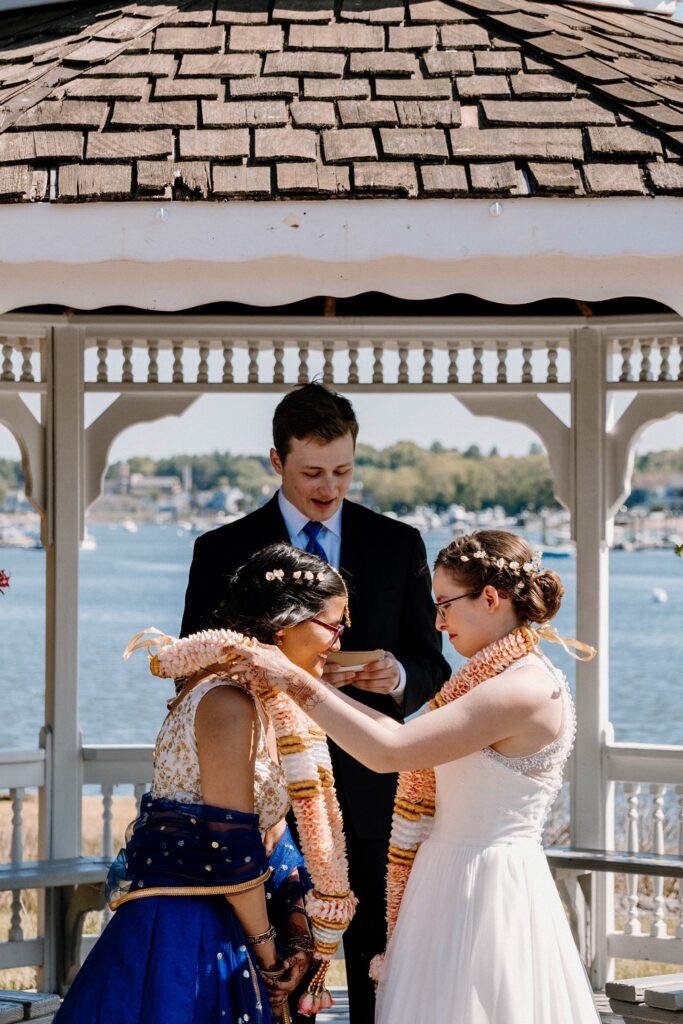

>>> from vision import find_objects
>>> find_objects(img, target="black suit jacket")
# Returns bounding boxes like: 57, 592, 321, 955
180, 495, 451, 840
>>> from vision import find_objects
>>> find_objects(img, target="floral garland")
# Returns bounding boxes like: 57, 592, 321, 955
368, 625, 539, 984
0, 570, 9, 594
124, 627, 357, 1015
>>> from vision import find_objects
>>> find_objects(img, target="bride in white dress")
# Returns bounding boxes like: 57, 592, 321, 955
228, 529, 600, 1024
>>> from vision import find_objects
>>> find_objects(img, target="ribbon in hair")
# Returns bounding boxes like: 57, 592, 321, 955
533, 623, 596, 662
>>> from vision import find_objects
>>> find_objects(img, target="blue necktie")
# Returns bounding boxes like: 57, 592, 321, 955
303, 521, 328, 562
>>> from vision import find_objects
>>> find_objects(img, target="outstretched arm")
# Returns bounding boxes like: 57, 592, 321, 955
230, 648, 555, 774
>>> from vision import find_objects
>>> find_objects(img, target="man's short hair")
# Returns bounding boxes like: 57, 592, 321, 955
272, 383, 359, 461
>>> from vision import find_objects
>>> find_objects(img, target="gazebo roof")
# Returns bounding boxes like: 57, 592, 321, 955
2, 0, 683, 202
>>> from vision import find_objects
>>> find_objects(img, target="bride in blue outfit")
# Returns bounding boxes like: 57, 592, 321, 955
55, 542, 350, 1024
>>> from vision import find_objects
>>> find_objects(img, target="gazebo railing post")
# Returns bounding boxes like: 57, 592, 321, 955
42, 322, 85, 991
571, 325, 615, 988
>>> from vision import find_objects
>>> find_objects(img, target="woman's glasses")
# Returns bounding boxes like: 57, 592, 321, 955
309, 617, 345, 642
434, 591, 480, 621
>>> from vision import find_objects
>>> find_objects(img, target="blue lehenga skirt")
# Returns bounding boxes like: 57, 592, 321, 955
55, 797, 309, 1024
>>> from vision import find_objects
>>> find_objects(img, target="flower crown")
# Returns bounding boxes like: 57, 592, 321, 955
457, 546, 543, 577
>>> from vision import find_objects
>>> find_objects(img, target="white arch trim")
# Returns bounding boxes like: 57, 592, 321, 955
607, 393, 683, 518
0, 394, 44, 516
1, 198, 683, 313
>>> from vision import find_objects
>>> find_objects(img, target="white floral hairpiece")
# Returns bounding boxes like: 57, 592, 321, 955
265, 569, 327, 583
459, 545, 543, 577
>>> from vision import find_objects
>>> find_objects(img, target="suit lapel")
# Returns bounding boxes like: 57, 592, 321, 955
252, 493, 291, 546
339, 500, 367, 605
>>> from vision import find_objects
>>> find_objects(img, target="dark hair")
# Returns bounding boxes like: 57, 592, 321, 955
217, 542, 348, 644
272, 383, 359, 462
435, 530, 564, 626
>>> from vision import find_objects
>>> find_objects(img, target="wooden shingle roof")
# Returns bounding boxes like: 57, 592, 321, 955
2, 0, 683, 201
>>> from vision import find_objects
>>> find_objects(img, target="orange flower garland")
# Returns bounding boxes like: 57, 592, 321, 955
124, 627, 357, 1015
369, 626, 539, 983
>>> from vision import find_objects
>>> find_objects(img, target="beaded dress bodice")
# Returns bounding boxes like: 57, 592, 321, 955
152, 677, 289, 834
429, 652, 575, 847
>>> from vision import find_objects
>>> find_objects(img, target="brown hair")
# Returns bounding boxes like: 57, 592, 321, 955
272, 383, 359, 462
435, 530, 564, 626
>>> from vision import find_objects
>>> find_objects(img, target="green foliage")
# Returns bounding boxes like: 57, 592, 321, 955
0, 458, 23, 489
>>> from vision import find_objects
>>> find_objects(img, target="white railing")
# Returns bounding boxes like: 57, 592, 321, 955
606, 742, 683, 965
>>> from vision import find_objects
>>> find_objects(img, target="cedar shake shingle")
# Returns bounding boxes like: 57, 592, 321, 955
380, 127, 449, 158
584, 162, 647, 194
255, 126, 317, 160
353, 160, 418, 194
87, 131, 173, 159
420, 163, 468, 193
323, 127, 377, 161
202, 100, 288, 126
288, 24, 383, 50
277, 162, 350, 192
290, 100, 337, 126
1, 0, 683, 202
179, 129, 250, 158
154, 27, 225, 52
213, 164, 272, 194
338, 100, 398, 126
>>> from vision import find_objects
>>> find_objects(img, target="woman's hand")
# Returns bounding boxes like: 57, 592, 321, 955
262, 951, 313, 1017
227, 643, 308, 695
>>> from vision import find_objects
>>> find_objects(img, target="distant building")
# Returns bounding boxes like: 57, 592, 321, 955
129, 474, 182, 497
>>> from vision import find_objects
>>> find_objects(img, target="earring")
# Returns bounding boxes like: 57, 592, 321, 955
274, 632, 284, 647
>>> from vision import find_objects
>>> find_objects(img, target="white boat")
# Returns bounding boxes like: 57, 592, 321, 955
0, 526, 41, 549
121, 518, 138, 534
81, 530, 97, 552
652, 588, 668, 604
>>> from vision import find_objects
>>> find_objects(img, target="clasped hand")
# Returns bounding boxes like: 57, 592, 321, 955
262, 950, 312, 1019
322, 652, 401, 695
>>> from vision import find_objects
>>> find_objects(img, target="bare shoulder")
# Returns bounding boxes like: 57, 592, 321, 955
195, 681, 257, 734
480, 663, 560, 711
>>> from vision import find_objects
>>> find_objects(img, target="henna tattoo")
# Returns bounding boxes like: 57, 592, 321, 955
283, 669, 327, 712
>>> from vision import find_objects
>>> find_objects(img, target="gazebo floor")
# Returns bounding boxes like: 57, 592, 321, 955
318, 988, 623, 1022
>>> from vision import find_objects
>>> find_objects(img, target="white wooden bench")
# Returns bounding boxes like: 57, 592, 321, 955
545, 847, 683, 966
0, 857, 111, 992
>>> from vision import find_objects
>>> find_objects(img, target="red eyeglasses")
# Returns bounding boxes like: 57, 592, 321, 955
309, 617, 346, 642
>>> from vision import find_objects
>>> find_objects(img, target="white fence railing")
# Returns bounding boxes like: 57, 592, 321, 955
3, 742, 683, 976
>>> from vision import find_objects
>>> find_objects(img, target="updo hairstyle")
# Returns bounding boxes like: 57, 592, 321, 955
435, 530, 564, 626
217, 542, 349, 644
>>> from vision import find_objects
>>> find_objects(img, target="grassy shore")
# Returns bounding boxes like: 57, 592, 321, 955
0, 794, 678, 992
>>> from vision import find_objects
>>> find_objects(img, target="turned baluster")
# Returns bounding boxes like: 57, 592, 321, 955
273, 344, 285, 385
247, 343, 259, 384
547, 344, 558, 384
197, 342, 210, 385
347, 344, 359, 385
658, 339, 671, 382
398, 346, 409, 384
373, 346, 384, 385
172, 340, 184, 384
639, 338, 653, 382
1, 339, 14, 381
19, 338, 34, 382
96, 340, 109, 384
650, 784, 667, 938
322, 344, 334, 384
422, 345, 433, 384
619, 339, 634, 383
472, 345, 484, 384
623, 784, 642, 936
147, 341, 159, 384
297, 343, 309, 385
121, 341, 134, 384
9, 787, 24, 942
447, 344, 459, 384
221, 341, 234, 384
521, 343, 533, 384
496, 342, 508, 384
678, 338, 683, 382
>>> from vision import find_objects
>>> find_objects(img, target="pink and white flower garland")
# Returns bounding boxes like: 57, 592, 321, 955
124, 627, 357, 1010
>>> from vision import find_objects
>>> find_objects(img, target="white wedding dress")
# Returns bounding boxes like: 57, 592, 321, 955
375, 652, 600, 1024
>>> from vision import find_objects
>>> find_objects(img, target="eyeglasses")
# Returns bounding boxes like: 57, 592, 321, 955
309, 617, 345, 642
434, 591, 481, 621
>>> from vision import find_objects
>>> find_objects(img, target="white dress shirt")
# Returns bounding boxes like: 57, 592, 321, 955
276, 488, 406, 703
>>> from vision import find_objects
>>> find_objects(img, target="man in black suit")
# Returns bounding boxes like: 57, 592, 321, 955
181, 384, 450, 1024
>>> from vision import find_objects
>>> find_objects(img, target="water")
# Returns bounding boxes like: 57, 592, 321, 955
0, 524, 681, 749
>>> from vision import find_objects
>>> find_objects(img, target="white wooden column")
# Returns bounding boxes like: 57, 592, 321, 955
571, 326, 615, 987
41, 324, 84, 988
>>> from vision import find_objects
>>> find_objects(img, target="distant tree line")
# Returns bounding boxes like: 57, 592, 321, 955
2, 445, 682, 516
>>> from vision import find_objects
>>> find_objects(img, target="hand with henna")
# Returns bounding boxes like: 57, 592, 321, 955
227, 645, 327, 713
